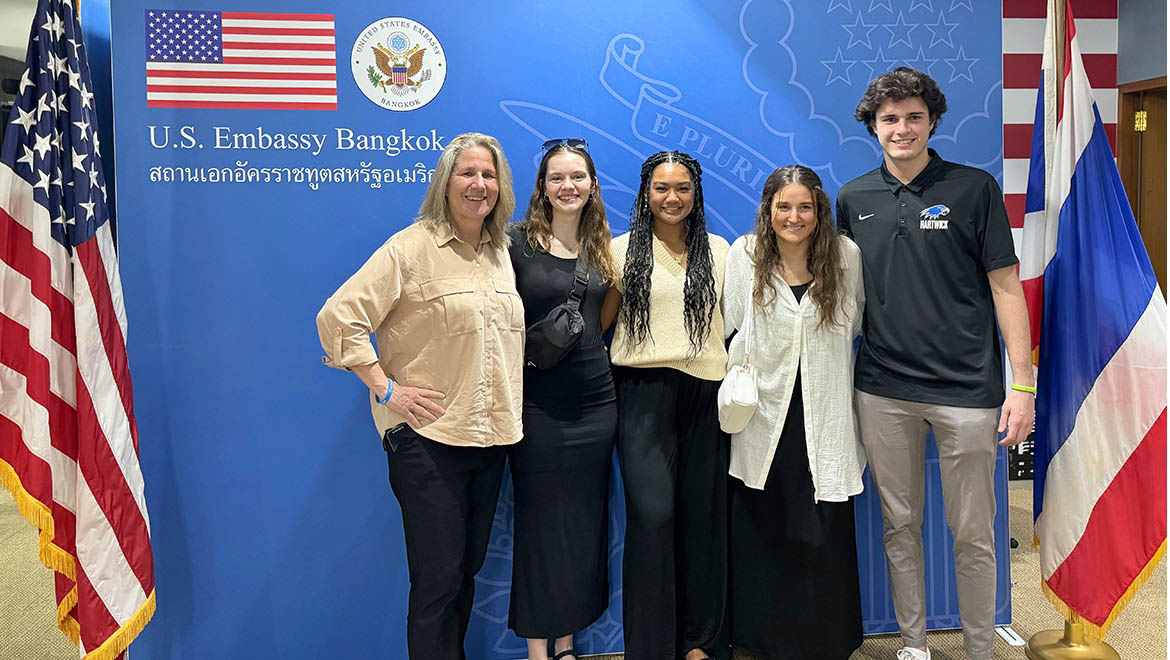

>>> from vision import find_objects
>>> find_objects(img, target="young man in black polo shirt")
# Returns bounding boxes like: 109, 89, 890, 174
835, 67, 1035, 660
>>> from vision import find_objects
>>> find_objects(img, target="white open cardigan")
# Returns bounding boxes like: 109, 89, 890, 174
722, 234, 867, 502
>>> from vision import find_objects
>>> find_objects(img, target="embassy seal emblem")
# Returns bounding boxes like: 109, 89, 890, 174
351, 17, 446, 111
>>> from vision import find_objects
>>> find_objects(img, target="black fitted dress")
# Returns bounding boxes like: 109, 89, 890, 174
729, 282, 863, 660
506, 231, 617, 639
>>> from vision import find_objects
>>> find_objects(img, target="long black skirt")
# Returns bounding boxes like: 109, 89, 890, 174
729, 371, 863, 660
508, 399, 616, 638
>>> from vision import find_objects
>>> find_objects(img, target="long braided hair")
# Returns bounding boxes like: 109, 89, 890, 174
749, 165, 845, 328
620, 151, 717, 357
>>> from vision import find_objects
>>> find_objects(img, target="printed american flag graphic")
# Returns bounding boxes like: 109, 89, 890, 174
2, 0, 156, 656
145, 9, 337, 110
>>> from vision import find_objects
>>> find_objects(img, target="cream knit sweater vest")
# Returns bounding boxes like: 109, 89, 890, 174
609, 231, 729, 381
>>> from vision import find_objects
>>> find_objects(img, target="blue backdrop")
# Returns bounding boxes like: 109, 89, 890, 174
107, 1, 1010, 657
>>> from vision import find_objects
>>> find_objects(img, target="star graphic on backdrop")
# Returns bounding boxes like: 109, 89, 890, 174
860, 46, 898, 79
827, 0, 852, 12
949, 0, 973, 11
869, 0, 894, 12
924, 10, 959, 47
821, 48, 855, 85
945, 45, 978, 81
883, 12, 917, 49
843, 11, 878, 49
903, 47, 938, 74
909, 0, 934, 11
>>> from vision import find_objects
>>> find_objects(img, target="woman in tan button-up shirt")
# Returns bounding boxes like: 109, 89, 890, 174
316, 133, 521, 660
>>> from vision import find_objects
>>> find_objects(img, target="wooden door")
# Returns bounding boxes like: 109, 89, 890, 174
1118, 79, 1167, 296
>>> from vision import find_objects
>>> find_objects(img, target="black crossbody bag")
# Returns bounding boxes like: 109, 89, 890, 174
524, 256, 589, 369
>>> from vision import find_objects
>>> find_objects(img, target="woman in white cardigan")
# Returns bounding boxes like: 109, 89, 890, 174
722, 165, 866, 660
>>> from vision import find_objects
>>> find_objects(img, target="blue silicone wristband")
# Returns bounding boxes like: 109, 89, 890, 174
375, 378, 394, 405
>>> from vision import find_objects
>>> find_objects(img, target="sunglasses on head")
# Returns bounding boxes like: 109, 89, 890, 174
541, 138, 589, 152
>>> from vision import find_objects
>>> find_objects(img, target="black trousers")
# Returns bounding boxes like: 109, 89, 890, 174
384, 425, 507, 660
614, 367, 730, 660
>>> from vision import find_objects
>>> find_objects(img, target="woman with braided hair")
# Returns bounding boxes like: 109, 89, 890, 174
600, 151, 731, 660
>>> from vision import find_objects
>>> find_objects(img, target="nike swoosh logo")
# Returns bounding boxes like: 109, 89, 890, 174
859, 213, 875, 221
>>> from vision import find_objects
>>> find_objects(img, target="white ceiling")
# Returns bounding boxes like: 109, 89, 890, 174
0, 0, 39, 63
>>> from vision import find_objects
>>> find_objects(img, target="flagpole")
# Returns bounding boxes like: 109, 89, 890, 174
1023, 4, 1125, 657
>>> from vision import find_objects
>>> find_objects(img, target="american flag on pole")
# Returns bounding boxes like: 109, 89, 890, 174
1, 0, 156, 658
145, 9, 337, 110
1020, 0, 1167, 639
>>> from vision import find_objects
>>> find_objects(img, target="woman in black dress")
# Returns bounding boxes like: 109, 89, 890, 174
507, 139, 618, 660
721, 165, 867, 659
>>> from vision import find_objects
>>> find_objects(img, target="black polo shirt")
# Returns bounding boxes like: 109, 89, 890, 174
835, 149, 1018, 408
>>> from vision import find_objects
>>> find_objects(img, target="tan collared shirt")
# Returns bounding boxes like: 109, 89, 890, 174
316, 221, 524, 447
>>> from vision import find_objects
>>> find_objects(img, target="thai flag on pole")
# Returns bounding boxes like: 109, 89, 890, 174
1020, 0, 1167, 639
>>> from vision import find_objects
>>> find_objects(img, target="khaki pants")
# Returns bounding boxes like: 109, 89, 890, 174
855, 390, 999, 660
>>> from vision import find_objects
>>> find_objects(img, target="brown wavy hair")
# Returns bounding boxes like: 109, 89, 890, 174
517, 144, 617, 283
855, 67, 948, 137
749, 166, 845, 328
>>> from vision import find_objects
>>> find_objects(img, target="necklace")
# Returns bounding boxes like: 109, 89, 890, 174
656, 236, 686, 266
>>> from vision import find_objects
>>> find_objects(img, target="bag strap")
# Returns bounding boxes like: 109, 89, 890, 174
567, 254, 589, 309
741, 298, 754, 367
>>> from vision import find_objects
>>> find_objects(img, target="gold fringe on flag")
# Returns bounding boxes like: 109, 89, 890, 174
83, 589, 157, 660
1040, 538, 1167, 640
58, 588, 81, 644
0, 459, 78, 577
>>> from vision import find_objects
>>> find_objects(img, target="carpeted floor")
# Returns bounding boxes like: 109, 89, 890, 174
2, 486, 1164, 659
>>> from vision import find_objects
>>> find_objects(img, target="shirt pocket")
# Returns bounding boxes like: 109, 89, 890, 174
419, 277, 480, 336
492, 278, 525, 331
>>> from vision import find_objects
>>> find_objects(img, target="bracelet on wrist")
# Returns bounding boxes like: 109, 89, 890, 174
375, 378, 394, 404
1011, 383, 1037, 395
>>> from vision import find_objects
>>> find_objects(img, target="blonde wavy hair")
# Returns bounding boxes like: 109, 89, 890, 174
416, 132, 516, 247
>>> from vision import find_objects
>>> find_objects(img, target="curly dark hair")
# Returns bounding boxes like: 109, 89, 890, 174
620, 151, 717, 358
855, 67, 948, 137
517, 144, 618, 283
749, 166, 845, 328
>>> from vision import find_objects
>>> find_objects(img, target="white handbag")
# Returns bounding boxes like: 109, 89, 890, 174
717, 302, 759, 434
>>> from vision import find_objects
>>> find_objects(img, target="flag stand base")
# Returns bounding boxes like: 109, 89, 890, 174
1025, 619, 1119, 660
